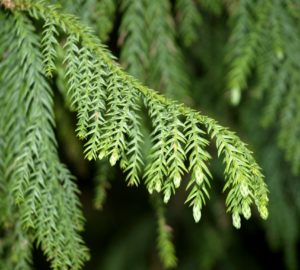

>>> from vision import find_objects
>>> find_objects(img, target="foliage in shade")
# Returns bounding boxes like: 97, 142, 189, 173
145, 0, 189, 100
227, 0, 300, 173
176, 0, 202, 46
240, 99, 300, 270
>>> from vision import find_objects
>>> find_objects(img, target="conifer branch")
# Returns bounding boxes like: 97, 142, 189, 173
9, 0, 269, 227
0, 1, 275, 269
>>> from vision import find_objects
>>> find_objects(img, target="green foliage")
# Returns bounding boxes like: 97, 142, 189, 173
0, 17, 33, 270
93, 160, 115, 209
146, 0, 189, 100
227, 0, 300, 173
198, 0, 223, 15
41, 19, 58, 77
153, 196, 177, 269
175, 0, 202, 46
80, 0, 117, 42
120, 0, 189, 100
0, 0, 278, 269
241, 100, 300, 270
0, 10, 89, 270
184, 114, 211, 222
56, 0, 117, 42
119, 0, 148, 81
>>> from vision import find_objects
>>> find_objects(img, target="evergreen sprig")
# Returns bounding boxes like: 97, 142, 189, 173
184, 113, 211, 222
41, 19, 58, 77
0, 0, 270, 269
19, 0, 268, 222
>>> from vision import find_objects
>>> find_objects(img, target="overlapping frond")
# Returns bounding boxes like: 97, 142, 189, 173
0, 10, 89, 270
0, 15, 33, 270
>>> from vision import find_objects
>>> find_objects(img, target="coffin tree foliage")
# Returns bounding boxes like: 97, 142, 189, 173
4, 0, 295, 269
